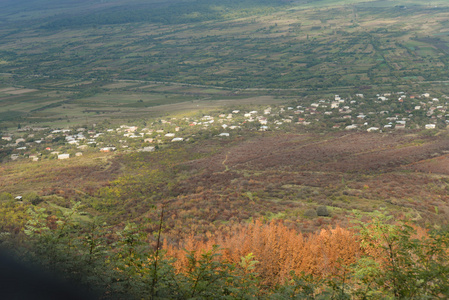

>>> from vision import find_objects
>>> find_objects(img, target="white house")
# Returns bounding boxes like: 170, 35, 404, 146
29, 155, 39, 162
141, 147, 155, 152
259, 118, 268, 125
100, 147, 116, 152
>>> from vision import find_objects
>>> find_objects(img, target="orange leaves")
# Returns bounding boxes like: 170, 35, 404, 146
163, 220, 362, 285
305, 226, 361, 276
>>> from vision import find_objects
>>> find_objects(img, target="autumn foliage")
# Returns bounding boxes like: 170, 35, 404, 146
161, 217, 449, 298
164, 219, 361, 285
6, 202, 449, 299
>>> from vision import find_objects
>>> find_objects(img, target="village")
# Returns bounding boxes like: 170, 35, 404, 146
1, 91, 448, 163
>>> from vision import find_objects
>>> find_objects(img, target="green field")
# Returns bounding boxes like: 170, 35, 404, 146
1, 0, 449, 129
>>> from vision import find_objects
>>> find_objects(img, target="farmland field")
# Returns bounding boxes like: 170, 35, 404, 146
2, 0, 449, 129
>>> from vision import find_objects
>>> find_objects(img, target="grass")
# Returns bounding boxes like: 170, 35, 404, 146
0, 152, 117, 196
0, 78, 284, 129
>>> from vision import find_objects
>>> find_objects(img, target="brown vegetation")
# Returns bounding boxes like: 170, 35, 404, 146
164, 219, 361, 285
3, 131, 449, 239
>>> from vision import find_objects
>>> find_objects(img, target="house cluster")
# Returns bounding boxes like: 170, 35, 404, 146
291, 92, 449, 132
1, 91, 448, 162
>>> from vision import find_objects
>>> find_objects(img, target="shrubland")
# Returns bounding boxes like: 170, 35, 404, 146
3, 128, 449, 298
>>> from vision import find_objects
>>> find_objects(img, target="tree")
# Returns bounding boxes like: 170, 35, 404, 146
353, 213, 449, 298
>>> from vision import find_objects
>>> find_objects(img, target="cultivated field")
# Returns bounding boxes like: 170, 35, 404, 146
2, 0, 449, 130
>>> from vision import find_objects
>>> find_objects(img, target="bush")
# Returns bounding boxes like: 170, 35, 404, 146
23, 192, 43, 205
303, 209, 317, 218
0, 192, 13, 201
316, 206, 330, 217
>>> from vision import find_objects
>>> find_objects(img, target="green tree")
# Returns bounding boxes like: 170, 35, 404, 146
353, 214, 449, 299
174, 245, 259, 299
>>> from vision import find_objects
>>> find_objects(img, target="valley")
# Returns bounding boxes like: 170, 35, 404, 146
2, 0, 449, 298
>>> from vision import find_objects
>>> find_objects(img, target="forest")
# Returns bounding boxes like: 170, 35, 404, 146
2, 202, 449, 299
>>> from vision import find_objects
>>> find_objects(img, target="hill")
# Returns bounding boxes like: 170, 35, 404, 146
3, 128, 449, 237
